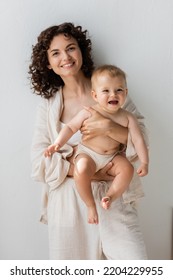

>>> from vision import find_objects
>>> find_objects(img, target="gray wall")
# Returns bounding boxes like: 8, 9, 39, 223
0, 0, 173, 259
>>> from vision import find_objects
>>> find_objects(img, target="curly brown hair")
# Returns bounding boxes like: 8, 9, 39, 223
28, 22, 94, 99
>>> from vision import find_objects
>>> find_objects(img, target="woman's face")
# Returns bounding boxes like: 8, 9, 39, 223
47, 34, 83, 78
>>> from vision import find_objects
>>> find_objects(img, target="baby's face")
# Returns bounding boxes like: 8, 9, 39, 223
92, 73, 127, 113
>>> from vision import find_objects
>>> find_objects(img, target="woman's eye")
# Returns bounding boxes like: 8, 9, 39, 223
52, 52, 59, 56
67, 47, 75, 52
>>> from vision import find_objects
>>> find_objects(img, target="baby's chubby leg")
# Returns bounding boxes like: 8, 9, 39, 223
74, 153, 98, 224
102, 155, 134, 209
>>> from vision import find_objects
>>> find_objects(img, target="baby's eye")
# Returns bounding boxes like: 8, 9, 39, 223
116, 88, 124, 93
117, 88, 123, 92
102, 89, 109, 93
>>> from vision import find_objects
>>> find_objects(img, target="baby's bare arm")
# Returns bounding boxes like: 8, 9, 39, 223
44, 109, 90, 157
44, 125, 75, 157
127, 112, 149, 176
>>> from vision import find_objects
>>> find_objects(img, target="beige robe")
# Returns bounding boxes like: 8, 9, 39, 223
31, 88, 149, 259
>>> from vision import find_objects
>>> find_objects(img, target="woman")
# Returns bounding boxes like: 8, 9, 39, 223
29, 22, 148, 259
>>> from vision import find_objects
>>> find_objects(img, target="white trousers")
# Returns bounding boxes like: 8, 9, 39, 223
47, 178, 147, 260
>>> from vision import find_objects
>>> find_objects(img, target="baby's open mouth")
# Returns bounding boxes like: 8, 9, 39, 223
108, 100, 118, 105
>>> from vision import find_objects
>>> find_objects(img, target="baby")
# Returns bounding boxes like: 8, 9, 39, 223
44, 65, 149, 224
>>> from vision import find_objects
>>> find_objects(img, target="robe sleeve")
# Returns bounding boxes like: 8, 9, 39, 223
30, 98, 72, 190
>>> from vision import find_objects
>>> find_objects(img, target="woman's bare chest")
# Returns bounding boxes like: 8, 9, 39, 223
61, 95, 95, 123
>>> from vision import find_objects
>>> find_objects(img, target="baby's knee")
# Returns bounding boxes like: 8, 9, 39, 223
122, 159, 134, 179
117, 156, 134, 175
75, 155, 96, 176
127, 161, 134, 175
75, 164, 88, 175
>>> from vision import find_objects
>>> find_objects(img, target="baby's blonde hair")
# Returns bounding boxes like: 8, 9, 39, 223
91, 64, 127, 88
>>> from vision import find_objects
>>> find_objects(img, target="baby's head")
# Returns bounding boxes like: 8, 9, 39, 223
91, 65, 128, 111
91, 64, 127, 89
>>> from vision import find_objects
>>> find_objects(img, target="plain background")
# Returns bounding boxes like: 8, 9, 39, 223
0, 0, 173, 260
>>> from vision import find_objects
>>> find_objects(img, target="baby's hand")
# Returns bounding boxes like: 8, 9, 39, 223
137, 163, 148, 177
44, 144, 60, 157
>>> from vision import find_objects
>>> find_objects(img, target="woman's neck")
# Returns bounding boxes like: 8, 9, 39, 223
60, 74, 93, 123
62, 74, 91, 98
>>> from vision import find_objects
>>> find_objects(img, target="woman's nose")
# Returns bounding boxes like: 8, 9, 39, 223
62, 51, 70, 60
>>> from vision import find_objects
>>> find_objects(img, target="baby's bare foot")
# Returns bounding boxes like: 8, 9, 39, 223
88, 206, 98, 224
101, 196, 111, 210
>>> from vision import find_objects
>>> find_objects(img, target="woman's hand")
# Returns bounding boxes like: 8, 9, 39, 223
81, 107, 128, 144
93, 162, 114, 181
81, 107, 113, 141
68, 161, 114, 180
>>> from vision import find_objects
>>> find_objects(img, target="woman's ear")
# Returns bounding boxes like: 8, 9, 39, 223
47, 65, 52, 69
